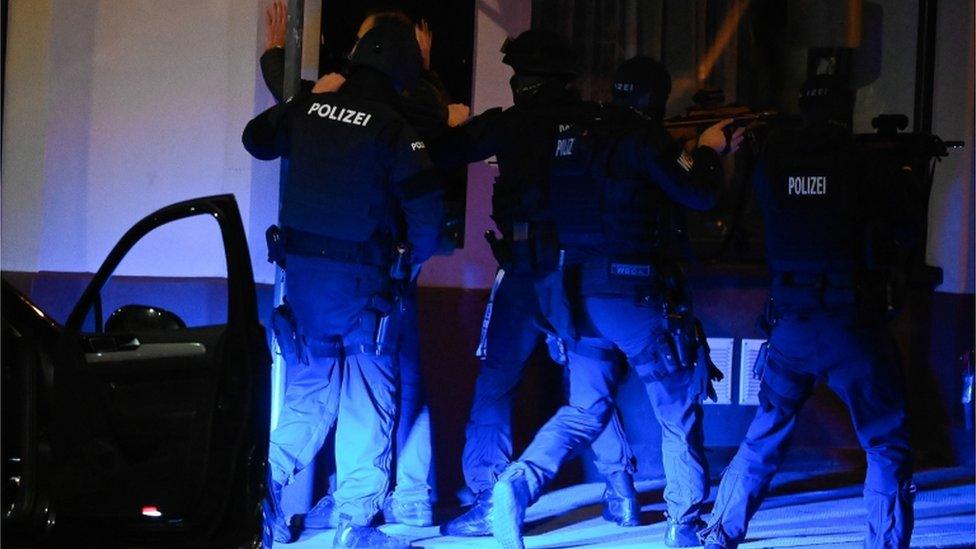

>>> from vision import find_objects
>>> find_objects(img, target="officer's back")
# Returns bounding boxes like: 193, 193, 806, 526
282, 87, 420, 243
544, 100, 727, 267
244, 22, 443, 267
427, 30, 584, 247
756, 119, 864, 275
243, 19, 443, 549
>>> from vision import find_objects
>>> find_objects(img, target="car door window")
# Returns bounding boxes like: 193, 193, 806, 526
78, 215, 228, 333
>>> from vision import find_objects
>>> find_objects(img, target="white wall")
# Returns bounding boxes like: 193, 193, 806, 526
0, 0, 324, 285
926, 0, 974, 294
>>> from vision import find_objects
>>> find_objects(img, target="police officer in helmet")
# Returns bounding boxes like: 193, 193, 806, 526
243, 19, 444, 549
699, 74, 915, 549
434, 30, 641, 536
260, 4, 453, 532
611, 56, 673, 121
486, 56, 743, 549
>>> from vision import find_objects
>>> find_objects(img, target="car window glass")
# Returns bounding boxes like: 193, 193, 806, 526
86, 215, 229, 332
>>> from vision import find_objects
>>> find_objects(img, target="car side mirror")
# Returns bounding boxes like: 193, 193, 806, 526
104, 305, 187, 332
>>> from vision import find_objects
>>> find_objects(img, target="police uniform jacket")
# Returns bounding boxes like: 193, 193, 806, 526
243, 66, 444, 267
544, 102, 723, 264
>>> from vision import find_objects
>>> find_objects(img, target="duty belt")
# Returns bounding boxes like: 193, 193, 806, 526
307, 337, 394, 358
582, 256, 661, 281
282, 227, 390, 267
773, 271, 855, 289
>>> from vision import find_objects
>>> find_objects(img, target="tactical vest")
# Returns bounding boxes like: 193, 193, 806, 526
757, 127, 862, 274
490, 105, 561, 241
280, 167, 394, 244
546, 104, 667, 264
279, 96, 398, 263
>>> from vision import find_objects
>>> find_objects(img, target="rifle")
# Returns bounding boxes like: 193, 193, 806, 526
664, 89, 781, 143
854, 114, 965, 300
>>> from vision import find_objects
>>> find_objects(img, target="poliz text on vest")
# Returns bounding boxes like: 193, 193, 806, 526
787, 176, 827, 196
307, 103, 372, 127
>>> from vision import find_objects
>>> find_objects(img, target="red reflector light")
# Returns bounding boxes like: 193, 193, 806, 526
141, 505, 162, 518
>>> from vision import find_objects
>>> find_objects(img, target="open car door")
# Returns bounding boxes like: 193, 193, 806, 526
26, 195, 270, 547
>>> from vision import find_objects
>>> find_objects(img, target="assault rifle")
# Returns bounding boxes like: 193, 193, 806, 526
854, 114, 965, 301
664, 89, 781, 143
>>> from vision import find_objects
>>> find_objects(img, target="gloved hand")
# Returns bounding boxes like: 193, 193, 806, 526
698, 119, 745, 156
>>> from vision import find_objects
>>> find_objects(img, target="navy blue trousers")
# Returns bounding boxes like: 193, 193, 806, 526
703, 291, 914, 548
513, 294, 710, 525
391, 284, 433, 504
268, 256, 399, 525
462, 270, 635, 495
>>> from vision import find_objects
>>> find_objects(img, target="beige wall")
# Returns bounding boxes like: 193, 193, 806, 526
2, 0, 53, 274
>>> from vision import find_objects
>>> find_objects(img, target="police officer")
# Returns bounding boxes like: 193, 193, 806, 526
433, 31, 641, 536
260, 4, 451, 530
486, 56, 743, 549
243, 19, 444, 549
699, 75, 915, 549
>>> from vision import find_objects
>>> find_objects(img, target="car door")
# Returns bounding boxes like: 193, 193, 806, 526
45, 194, 270, 547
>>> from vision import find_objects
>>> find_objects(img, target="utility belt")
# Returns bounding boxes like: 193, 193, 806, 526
769, 270, 862, 313
578, 255, 679, 308
305, 335, 395, 358
772, 271, 856, 289
271, 293, 400, 364
266, 225, 391, 269
484, 221, 562, 274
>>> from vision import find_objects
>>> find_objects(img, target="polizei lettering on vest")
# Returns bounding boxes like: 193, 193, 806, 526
307, 103, 372, 127
787, 176, 827, 196
555, 137, 576, 157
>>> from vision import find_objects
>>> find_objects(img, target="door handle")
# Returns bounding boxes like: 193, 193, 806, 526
85, 334, 141, 353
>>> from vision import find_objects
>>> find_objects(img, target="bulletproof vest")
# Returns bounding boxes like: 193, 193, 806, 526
757, 126, 863, 273
546, 104, 667, 261
490, 105, 562, 239
280, 91, 398, 250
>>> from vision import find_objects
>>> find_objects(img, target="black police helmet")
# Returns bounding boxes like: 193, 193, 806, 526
501, 29, 579, 78
612, 56, 672, 117
798, 73, 854, 127
349, 19, 422, 92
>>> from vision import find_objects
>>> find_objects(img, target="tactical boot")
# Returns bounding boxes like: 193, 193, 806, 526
601, 471, 639, 526
439, 490, 492, 536
491, 468, 532, 549
301, 494, 338, 530
383, 497, 433, 527
333, 515, 409, 549
262, 476, 294, 544
665, 517, 707, 547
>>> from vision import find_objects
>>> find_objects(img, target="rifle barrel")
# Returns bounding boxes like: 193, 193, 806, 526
664, 111, 777, 128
